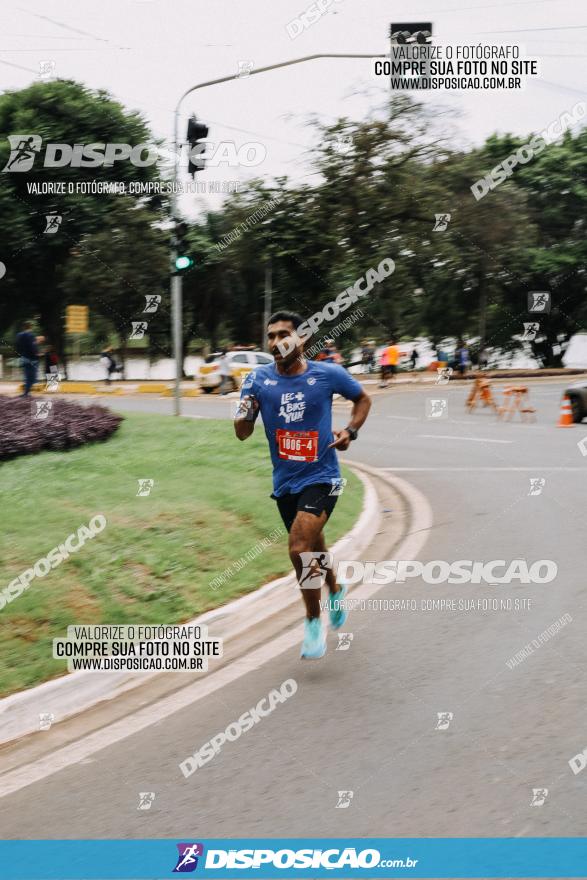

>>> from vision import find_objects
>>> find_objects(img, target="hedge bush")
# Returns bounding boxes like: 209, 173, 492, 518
0, 395, 123, 460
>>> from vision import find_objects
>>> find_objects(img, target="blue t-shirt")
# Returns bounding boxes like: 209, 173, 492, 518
240, 360, 363, 497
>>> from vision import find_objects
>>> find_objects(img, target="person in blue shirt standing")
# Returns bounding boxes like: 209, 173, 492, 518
15, 320, 40, 397
234, 311, 371, 659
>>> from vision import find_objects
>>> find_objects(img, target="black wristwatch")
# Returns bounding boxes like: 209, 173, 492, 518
345, 426, 358, 441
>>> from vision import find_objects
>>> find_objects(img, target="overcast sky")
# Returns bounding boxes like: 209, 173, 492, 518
1, 0, 585, 215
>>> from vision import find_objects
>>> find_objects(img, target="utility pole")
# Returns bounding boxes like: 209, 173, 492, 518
170, 53, 386, 415
263, 260, 272, 351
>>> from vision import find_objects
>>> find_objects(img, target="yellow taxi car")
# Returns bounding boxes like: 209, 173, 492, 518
198, 350, 274, 393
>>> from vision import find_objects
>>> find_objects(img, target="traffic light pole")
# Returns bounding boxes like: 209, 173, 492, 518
170, 52, 386, 415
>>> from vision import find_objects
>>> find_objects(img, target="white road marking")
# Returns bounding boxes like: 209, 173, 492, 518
417, 434, 513, 444
381, 466, 587, 471
0, 474, 433, 799
386, 415, 419, 421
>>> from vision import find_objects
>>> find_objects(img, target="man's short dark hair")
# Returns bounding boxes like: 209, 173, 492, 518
267, 310, 303, 330
22, 320, 33, 330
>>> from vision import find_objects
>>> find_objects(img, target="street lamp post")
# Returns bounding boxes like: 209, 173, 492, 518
169, 53, 386, 415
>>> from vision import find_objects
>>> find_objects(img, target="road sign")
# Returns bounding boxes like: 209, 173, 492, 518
65, 305, 88, 334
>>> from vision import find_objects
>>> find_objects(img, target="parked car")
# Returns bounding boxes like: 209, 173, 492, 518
198, 350, 274, 393
564, 380, 587, 423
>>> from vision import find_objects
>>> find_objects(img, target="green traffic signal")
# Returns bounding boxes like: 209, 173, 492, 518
175, 255, 193, 271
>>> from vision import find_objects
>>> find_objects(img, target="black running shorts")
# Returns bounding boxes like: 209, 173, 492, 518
273, 483, 339, 533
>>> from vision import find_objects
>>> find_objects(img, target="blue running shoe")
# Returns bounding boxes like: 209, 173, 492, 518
301, 618, 326, 659
329, 583, 348, 630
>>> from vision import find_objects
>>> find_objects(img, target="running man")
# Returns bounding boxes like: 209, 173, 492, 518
234, 311, 371, 659
386, 338, 400, 384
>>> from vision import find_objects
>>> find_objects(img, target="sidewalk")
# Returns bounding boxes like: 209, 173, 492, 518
2, 368, 585, 399
0, 380, 202, 397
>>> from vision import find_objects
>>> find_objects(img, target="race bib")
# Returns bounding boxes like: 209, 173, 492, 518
276, 429, 319, 462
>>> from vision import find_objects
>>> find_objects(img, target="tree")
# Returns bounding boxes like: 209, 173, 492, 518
60, 200, 168, 370
0, 79, 166, 359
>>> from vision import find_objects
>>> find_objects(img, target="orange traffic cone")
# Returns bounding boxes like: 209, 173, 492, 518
557, 395, 574, 427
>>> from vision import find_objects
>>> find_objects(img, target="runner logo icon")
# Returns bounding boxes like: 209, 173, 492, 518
299, 551, 332, 589
173, 843, 204, 872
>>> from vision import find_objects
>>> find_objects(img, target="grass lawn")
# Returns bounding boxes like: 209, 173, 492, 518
0, 411, 363, 697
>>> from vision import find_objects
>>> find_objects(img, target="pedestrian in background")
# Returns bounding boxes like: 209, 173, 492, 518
100, 346, 121, 384
361, 340, 376, 373
15, 320, 39, 396
218, 350, 233, 395
44, 341, 60, 380
456, 340, 470, 376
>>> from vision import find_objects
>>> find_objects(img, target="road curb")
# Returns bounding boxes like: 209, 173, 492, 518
0, 464, 382, 746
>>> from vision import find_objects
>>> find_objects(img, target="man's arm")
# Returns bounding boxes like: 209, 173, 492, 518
329, 390, 371, 450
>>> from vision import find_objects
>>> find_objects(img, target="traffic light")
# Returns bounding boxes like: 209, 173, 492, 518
390, 22, 432, 44
174, 221, 193, 272
186, 116, 209, 176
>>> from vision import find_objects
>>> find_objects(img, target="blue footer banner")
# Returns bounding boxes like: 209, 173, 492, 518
1, 839, 587, 879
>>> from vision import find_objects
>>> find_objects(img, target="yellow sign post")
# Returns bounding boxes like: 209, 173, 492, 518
65, 305, 88, 335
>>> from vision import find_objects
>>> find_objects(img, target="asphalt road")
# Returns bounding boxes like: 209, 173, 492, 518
1, 379, 586, 839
